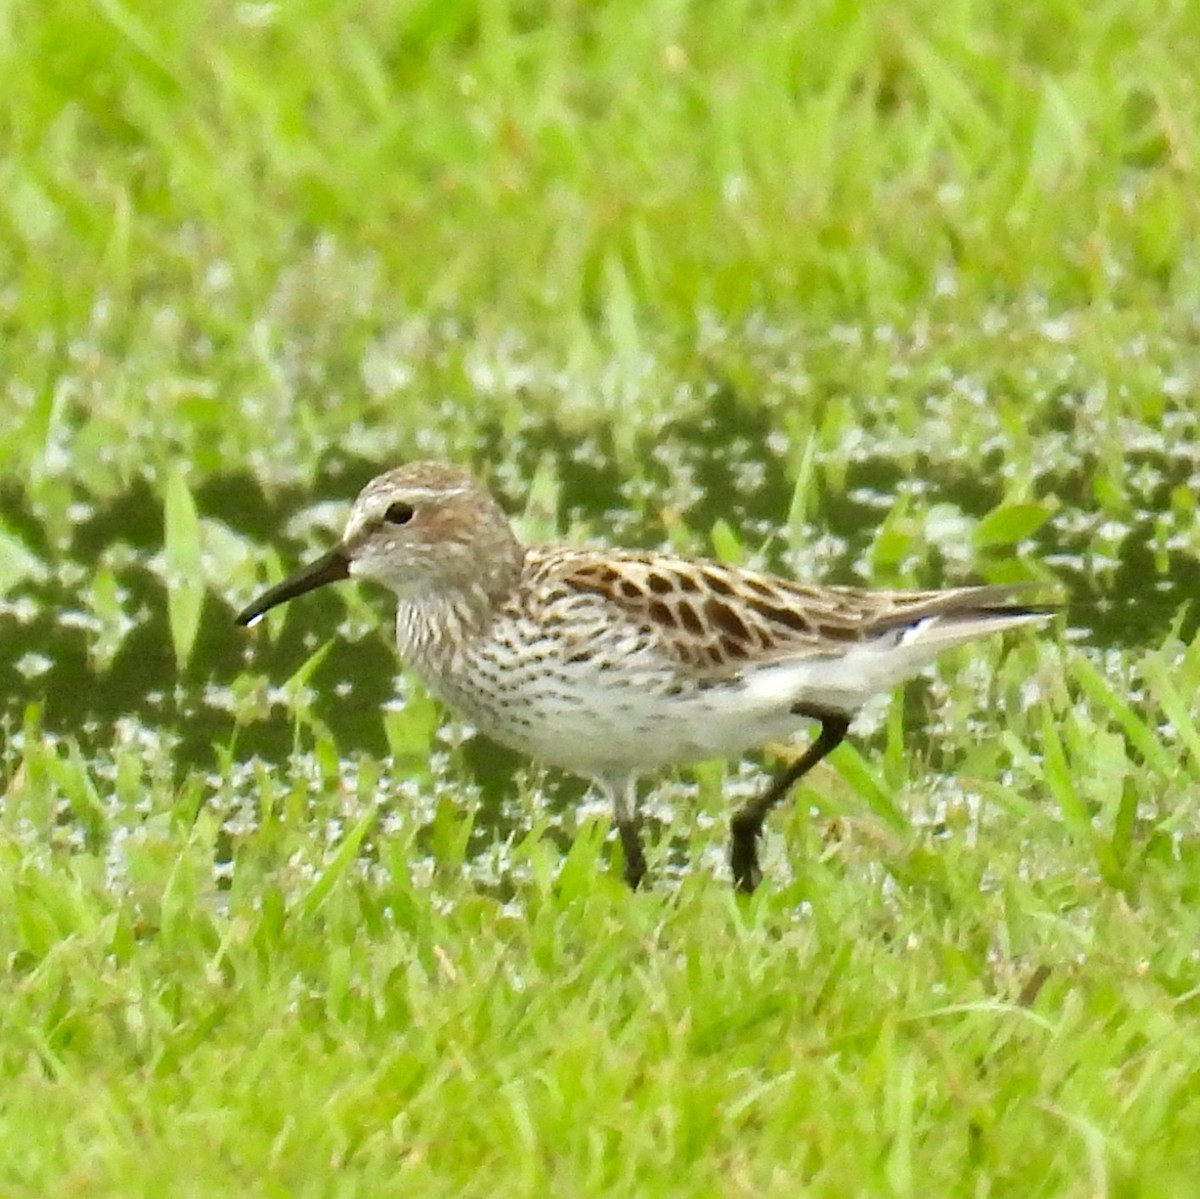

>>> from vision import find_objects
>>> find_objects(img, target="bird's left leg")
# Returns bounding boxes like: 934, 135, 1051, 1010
730, 712, 850, 893
606, 776, 646, 889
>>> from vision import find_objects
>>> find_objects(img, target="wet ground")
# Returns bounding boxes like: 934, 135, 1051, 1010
1, 322, 1197, 883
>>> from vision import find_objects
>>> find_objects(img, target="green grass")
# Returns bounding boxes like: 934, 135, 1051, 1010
6, 635, 1200, 1196
3, 0, 1200, 1194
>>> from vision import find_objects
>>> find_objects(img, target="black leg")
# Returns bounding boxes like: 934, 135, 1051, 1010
730, 714, 850, 893
606, 778, 647, 889
617, 819, 647, 889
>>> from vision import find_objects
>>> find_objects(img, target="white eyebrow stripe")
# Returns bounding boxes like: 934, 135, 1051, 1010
366, 487, 472, 507
404, 486, 471, 500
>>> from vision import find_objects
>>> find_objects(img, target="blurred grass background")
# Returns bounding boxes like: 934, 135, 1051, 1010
3, 0, 1199, 497
3, 1, 1200, 1195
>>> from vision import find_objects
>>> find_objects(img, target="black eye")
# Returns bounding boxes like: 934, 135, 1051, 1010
383, 501, 415, 525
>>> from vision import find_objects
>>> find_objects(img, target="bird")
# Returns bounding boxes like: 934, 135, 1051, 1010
235, 460, 1054, 891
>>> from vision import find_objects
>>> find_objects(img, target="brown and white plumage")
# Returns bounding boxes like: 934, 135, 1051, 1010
236, 461, 1055, 891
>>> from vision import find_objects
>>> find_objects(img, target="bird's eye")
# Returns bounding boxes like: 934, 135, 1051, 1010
383, 501, 415, 525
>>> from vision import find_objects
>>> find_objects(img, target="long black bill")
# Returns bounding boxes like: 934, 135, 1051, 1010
235, 545, 351, 627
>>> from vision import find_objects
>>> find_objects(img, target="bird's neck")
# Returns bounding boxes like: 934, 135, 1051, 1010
393, 581, 499, 674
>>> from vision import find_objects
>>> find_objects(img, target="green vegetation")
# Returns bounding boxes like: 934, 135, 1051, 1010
2, 0, 1200, 1194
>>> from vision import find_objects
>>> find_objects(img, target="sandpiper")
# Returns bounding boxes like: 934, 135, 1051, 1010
236, 461, 1054, 891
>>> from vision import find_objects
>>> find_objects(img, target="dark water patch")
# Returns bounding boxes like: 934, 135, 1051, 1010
0, 470, 394, 768
1, 413, 1195, 795
0, 563, 401, 768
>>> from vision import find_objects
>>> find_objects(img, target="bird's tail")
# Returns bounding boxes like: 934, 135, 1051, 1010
889, 583, 1059, 654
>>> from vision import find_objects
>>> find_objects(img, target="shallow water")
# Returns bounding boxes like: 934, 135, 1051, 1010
1, 327, 1197, 885
2, 434, 1193, 761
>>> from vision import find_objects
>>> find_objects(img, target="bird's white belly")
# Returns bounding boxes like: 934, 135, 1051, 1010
510, 687, 809, 776
424, 644, 811, 778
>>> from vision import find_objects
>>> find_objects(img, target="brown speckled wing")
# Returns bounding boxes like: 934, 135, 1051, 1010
526, 548, 1045, 678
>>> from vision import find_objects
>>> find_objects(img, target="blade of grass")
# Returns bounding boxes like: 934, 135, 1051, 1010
164, 466, 204, 670
298, 802, 378, 920
1071, 654, 1173, 777
827, 742, 908, 832
1141, 654, 1200, 774
1039, 705, 1092, 840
